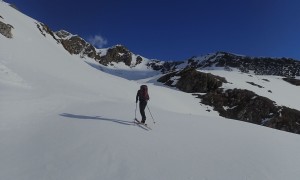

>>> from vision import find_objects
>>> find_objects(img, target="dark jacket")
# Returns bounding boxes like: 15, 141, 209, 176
136, 89, 149, 103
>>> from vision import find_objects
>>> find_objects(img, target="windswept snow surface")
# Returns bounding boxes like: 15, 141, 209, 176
1, 1, 300, 180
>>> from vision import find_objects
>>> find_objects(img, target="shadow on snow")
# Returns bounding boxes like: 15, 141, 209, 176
60, 113, 134, 126
84, 61, 159, 81
59, 113, 150, 131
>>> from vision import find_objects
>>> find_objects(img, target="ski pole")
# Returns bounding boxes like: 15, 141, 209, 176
147, 105, 156, 124
135, 102, 137, 120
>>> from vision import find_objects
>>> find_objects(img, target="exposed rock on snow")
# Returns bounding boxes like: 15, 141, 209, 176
97, 45, 132, 66
147, 60, 184, 73
0, 19, 13, 38
36, 22, 59, 43
198, 89, 300, 134
246, 81, 264, 88
55, 30, 99, 59
158, 68, 227, 93
283, 77, 300, 86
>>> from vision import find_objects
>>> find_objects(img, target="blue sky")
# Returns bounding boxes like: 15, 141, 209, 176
5, 0, 300, 61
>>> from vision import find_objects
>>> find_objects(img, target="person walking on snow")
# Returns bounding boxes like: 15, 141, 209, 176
136, 85, 150, 124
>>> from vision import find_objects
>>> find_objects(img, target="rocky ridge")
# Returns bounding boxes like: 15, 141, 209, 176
55, 30, 150, 67
187, 52, 300, 77
55, 30, 100, 59
51, 29, 300, 85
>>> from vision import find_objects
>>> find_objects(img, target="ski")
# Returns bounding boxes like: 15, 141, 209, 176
134, 118, 152, 130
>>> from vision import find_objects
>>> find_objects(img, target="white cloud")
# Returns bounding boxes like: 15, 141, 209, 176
88, 35, 108, 48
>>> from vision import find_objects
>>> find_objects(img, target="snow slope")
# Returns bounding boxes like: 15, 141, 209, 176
1, 1, 300, 180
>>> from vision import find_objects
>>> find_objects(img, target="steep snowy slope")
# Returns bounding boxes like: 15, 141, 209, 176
1, 1, 300, 180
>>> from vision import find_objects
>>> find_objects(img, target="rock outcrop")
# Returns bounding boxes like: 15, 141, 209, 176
36, 22, 59, 43
158, 68, 227, 93
147, 60, 184, 73
197, 89, 300, 134
97, 45, 132, 66
283, 78, 300, 86
55, 30, 99, 59
0, 17, 13, 38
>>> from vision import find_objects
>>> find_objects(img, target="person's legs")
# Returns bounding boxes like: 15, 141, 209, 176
139, 101, 147, 123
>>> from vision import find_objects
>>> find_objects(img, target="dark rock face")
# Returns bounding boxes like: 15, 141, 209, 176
283, 78, 300, 86
36, 22, 59, 43
197, 89, 300, 134
148, 61, 184, 73
267, 107, 300, 133
0, 19, 13, 38
55, 31, 143, 67
136, 56, 143, 65
200, 89, 278, 124
54, 31, 142, 67
62, 36, 97, 58
55, 30, 98, 59
158, 68, 227, 93
64, 36, 89, 55
98, 45, 132, 66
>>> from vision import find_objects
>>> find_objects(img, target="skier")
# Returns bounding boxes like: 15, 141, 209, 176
136, 85, 150, 124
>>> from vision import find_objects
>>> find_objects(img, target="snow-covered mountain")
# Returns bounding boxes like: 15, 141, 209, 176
51, 24, 300, 134
1, 1, 300, 180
